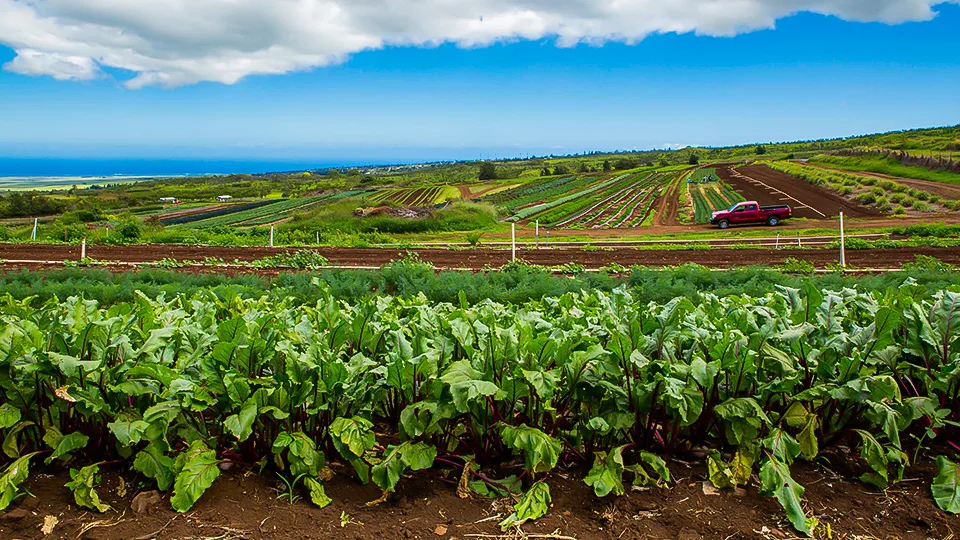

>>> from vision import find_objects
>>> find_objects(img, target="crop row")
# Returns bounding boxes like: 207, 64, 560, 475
687, 168, 718, 183
493, 176, 604, 213
575, 173, 661, 229
182, 198, 321, 229
508, 174, 633, 222
534, 173, 646, 227
618, 173, 671, 228
608, 174, 665, 228
161, 201, 276, 226
553, 174, 650, 228
369, 186, 444, 207
237, 191, 370, 226
0, 286, 957, 535
479, 176, 578, 207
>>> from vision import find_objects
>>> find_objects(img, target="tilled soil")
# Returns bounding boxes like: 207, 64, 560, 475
725, 165, 881, 219
2, 243, 960, 271
2, 459, 955, 539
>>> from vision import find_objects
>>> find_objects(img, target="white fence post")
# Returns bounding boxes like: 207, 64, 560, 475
545, 230, 549, 247
839, 211, 846, 268
536, 220, 539, 249
270, 225, 275, 248
80, 237, 87, 260
31, 218, 38, 241
511, 223, 516, 262
775, 233, 780, 250
316, 231, 320, 245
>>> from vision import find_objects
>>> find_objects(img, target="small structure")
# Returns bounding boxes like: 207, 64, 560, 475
216, 195, 233, 202
159, 197, 180, 204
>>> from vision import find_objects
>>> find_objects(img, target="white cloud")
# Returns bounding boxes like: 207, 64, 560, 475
0, 0, 956, 88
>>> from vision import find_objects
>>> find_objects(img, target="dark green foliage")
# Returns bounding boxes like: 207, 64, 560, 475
478, 162, 498, 180
0, 192, 65, 218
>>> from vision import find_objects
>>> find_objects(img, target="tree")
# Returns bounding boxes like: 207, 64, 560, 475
602, 160, 612, 172
552, 163, 570, 175
613, 158, 638, 170
478, 162, 498, 180
755, 145, 767, 155
688, 154, 700, 165
0, 192, 65, 218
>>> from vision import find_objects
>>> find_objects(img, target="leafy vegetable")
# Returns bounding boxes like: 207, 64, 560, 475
170, 442, 221, 512
65, 463, 111, 512
932, 457, 960, 513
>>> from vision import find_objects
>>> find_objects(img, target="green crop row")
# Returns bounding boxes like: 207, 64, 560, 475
0, 284, 958, 534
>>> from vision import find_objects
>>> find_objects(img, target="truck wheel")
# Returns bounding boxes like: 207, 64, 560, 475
767, 216, 779, 226
718, 219, 730, 230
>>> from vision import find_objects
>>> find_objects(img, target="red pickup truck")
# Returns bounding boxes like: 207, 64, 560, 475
710, 201, 792, 229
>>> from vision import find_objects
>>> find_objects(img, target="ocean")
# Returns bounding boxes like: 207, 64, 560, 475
0, 157, 375, 178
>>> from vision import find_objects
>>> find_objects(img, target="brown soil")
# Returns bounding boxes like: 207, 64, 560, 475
3, 243, 960, 271
725, 165, 881, 219
654, 174, 683, 226
2, 458, 955, 539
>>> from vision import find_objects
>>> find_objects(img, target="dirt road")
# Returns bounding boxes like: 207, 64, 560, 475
1, 243, 958, 271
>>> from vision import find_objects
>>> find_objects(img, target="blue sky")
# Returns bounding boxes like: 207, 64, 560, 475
0, 1, 958, 163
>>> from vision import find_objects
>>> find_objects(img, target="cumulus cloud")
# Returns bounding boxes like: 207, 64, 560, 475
0, 0, 956, 88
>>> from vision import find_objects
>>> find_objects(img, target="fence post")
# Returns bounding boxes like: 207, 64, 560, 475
798, 234, 801, 248
31, 218, 38, 241
316, 231, 320, 245
775, 233, 780, 250
81, 237, 87, 260
839, 211, 846, 268
511, 223, 516, 262
536, 220, 539, 249
270, 225, 275, 248
545, 230, 549, 247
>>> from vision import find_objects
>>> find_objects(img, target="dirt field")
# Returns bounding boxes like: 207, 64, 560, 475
1, 456, 955, 540
720, 165, 880, 219
2, 243, 960, 271
653, 173, 683, 226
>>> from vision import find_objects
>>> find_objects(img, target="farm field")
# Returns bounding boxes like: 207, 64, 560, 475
368, 185, 454, 206
717, 165, 880, 219
481, 171, 675, 229
0, 277, 959, 540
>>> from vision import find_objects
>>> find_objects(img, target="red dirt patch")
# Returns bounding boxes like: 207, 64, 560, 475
654, 173, 684, 226
3, 243, 960, 271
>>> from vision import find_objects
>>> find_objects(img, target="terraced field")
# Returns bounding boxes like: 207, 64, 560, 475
169, 190, 372, 229
368, 186, 448, 206
479, 171, 673, 228
555, 172, 668, 229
